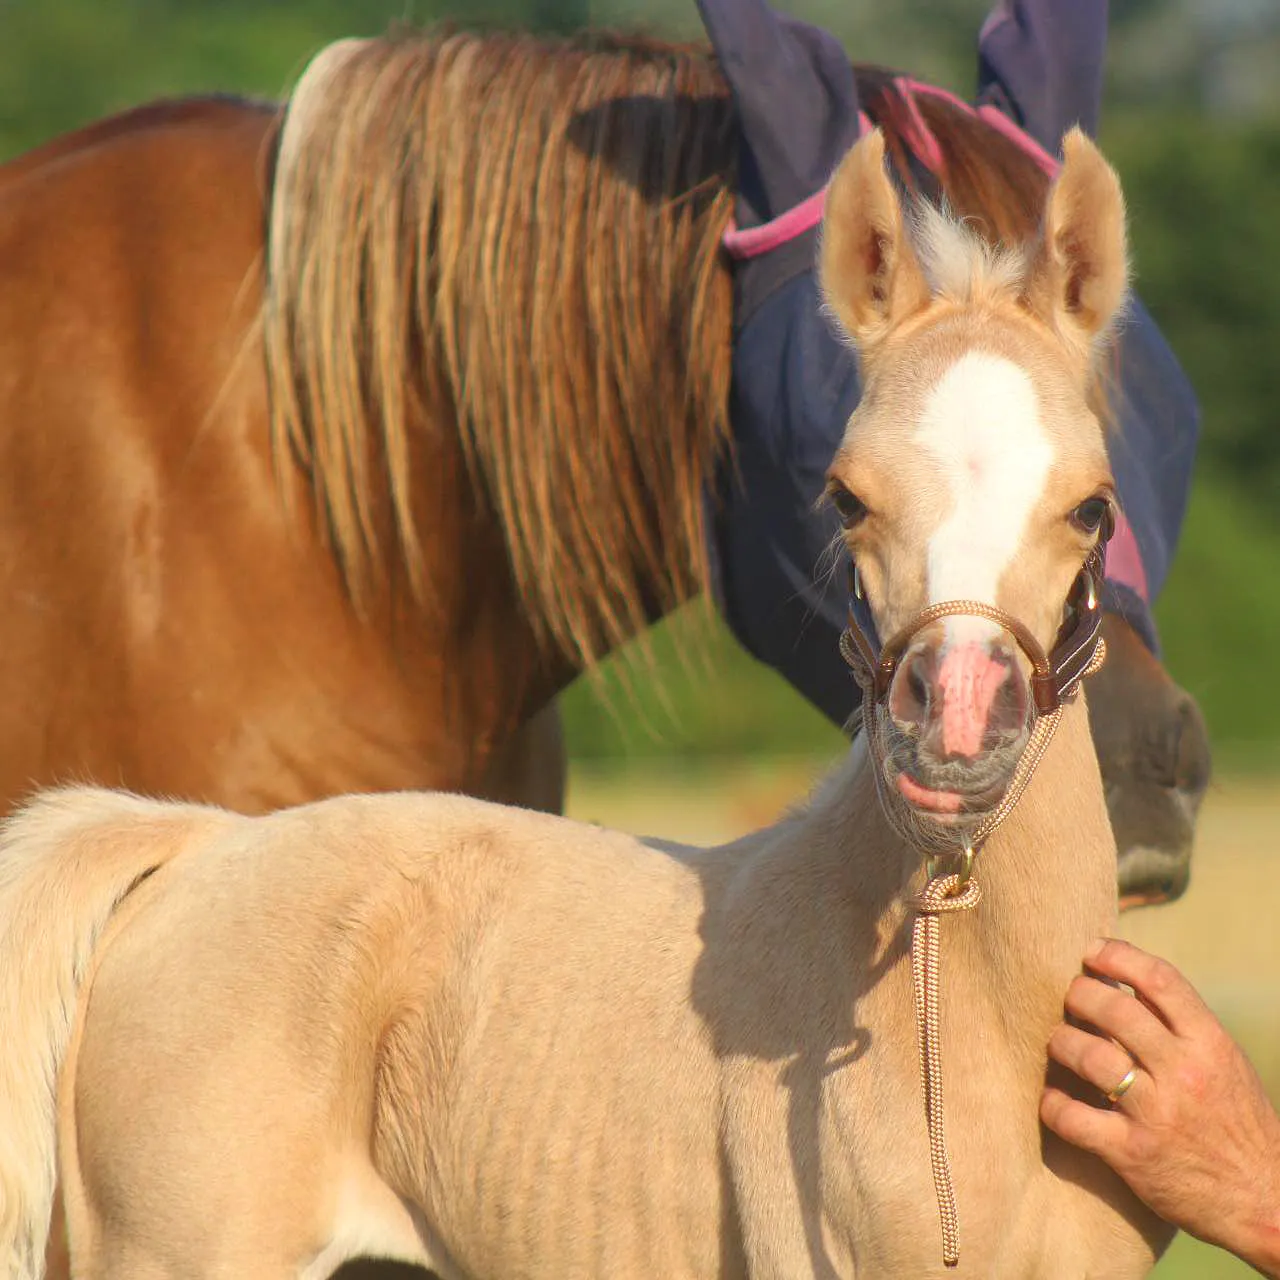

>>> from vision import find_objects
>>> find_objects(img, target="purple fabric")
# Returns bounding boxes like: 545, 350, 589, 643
977, 0, 1110, 150
695, 0, 861, 228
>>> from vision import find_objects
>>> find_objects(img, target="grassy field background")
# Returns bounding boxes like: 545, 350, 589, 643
567, 759, 1280, 1279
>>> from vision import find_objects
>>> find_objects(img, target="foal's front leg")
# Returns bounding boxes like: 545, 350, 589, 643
722, 1061, 850, 1280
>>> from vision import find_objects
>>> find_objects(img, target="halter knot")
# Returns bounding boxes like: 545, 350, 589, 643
910, 873, 982, 915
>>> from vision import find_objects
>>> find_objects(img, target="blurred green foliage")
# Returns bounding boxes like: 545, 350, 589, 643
1106, 112, 1280, 516
1, 0, 1276, 759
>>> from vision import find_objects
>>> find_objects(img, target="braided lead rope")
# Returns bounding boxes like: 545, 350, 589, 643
900, 703, 1065, 1270
841, 625, 1108, 1268
911, 872, 983, 1267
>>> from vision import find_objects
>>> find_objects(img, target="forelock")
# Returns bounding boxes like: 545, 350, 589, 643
909, 201, 1029, 307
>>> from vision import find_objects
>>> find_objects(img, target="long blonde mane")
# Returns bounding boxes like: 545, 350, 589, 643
260, 30, 1092, 673
262, 27, 736, 669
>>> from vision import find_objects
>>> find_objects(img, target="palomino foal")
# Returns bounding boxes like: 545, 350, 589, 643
0, 129, 1171, 1279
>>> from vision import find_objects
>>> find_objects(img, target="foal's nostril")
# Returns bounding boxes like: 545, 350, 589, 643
932, 641, 1027, 762
890, 647, 934, 727
987, 653, 1027, 734
906, 655, 930, 712
890, 639, 1032, 764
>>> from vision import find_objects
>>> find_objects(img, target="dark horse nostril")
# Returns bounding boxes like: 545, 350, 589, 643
1173, 695, 1212, 796
988, 654, 1027, 734
907, 657, 929, 711
890, 648, 934, 727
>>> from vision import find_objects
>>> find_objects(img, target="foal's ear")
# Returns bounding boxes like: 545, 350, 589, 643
820, 130, 930, 357
1025, 129, 1129, 360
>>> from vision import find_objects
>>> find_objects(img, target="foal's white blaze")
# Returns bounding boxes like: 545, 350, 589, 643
915, 351, 1054, 648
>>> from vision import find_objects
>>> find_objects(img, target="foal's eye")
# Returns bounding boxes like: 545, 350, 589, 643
829, 485, 869, 529
1070, 497, 1112, 537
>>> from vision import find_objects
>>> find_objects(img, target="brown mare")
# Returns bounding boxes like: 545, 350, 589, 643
0, 29, 1205, 898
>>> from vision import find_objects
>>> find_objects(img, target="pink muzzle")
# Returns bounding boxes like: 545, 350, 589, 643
936, 643, 1020, 759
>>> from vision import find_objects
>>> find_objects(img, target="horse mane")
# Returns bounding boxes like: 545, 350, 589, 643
262, 27, 735, 669
261, 30, 1074, 672
854, 68, 1051, 245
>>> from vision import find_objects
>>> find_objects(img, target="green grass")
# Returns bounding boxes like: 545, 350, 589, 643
559, 602, 844, 762
1155, 473, 1280, 772
1154, 1232, 1258, 1279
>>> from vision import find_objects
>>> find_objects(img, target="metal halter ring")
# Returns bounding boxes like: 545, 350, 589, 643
927, 840, 975, 886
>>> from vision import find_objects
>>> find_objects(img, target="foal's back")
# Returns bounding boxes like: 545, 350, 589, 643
60, 791, 737, 1277
35, 760, 1157, 1277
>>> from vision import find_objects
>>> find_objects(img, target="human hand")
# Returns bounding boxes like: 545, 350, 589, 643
1041, 938, 1280, 1277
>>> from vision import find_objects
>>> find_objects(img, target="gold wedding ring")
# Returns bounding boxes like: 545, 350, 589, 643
1104, 1065, 1138, 1104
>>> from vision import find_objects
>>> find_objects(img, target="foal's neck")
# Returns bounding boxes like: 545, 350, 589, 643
952, 695, 1116, 1043
827, 694, 1116, 1068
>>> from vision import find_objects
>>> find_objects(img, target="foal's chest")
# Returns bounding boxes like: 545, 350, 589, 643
719, 1024, 1151, 1278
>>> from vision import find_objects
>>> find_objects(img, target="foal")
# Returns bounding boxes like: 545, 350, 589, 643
0, 129, 1170, 1278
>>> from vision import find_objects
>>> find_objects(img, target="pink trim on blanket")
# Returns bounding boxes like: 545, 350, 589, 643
722, 187, 827, 260
721, 110, 871, 260
976, 103, 1059, 175
892, 76, 944, 175
1106, 509, 1149, 602
892, 76, 1062, 177
722, 81, 1065, 260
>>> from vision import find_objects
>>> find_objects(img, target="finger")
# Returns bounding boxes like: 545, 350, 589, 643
1064, 973, 1174, 1069
1083, 938, 1213, 1037
1041, 1085, 1129, 1157
1047, 1022, 1144, 1105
